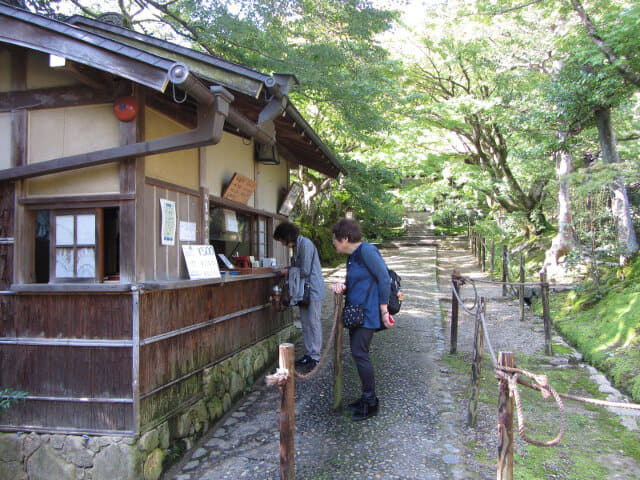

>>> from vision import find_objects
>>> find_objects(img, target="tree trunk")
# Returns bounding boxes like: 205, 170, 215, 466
594, 107, 639, 264
544, 149, 575, 279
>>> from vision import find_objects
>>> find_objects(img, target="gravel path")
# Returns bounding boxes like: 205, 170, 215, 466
163, 242, 477, 480
163, 237, 640, 480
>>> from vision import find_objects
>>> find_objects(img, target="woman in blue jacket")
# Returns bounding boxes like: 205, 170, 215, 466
331, 219, 393, 421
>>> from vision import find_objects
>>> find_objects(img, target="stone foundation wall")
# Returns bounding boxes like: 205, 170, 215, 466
0, 325, 297, 480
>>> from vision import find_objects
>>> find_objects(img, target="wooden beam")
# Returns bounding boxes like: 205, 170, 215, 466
0, 85, 115, 112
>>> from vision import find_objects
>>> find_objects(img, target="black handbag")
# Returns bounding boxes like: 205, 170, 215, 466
297, 283, 311, 307
342, 304, 365, 328
342, 282, 374, 329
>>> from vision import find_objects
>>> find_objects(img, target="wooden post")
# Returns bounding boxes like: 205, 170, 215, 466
502, 245, 508, 296
481, 239, 486, 272
467, 297, 485, 427
490, 240, 495, 279
333, 293, 344, 411
497, 351, 514, 480
279, 343, 295, 480
477, 236, 482, 267
471, 233, 476, 255
450, 270, 460, 354
540, 270, 553, 356
519, 255, 525, 322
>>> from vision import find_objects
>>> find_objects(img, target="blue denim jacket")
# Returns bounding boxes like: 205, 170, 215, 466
345, 243, 391, 330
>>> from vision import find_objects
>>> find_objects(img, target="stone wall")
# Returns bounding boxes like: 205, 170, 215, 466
0, 325, 297, 480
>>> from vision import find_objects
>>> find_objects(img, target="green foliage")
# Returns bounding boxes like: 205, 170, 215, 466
0, 388, 28, 413
555, 255, 640, 402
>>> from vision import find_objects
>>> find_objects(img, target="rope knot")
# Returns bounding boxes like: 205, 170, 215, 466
266, 368, 289, 387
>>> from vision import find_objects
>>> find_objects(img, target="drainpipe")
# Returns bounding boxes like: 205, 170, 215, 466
169, 62, 276, 146
0, 82, 233, 182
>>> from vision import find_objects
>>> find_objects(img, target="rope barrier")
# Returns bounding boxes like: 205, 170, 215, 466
266, 294, 342, 386
450, 274, 640, 449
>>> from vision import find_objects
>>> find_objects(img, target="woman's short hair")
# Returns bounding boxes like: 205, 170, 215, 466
331, 219, 362, 243
273, 221, 299, 244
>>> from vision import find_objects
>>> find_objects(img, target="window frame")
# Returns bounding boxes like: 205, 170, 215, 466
50, 209, 103, 283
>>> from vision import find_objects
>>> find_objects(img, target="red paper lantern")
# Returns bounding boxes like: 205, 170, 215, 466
113, 96, 138, 122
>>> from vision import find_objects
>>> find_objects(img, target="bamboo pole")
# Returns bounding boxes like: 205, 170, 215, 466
519, 255, 525, 322
467, 298, 485, 427
450, 270, 460, 354
497, 351, 514, 480
540, 270, 553, 356
279, 343, 295, 480
333, 293, 344, 411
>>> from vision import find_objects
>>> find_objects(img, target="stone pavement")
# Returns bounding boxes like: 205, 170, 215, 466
162, 242, 479, 480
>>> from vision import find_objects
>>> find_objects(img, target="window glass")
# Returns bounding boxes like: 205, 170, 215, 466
55, 215, 74, 246
209, 207, 250, 260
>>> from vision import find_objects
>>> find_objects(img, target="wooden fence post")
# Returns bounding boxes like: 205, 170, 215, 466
540, 270, 553, 356
450, 270, 460, 354
477, 236, 482, 267
519, 255, 525, 322
502, 245, 508, 296
467, 297, 485, 427
333, 293, 344, 411
481, 239, 486, 272
279, 344, 295, 480
497, 351, 514, 480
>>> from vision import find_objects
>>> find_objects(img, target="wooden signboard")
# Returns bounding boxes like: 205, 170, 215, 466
222, 173, 257, 204
278, 183, 302, 216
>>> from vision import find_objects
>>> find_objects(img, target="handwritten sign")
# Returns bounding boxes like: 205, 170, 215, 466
182, 245, 221, 280
222, 173, 257, 204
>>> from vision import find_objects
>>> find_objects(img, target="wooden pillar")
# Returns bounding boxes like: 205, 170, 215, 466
333, 293, 344, 411
450, 270, 460, 354
497, 351, 514, 480
540, 270, 553, 356
519, 255, 525, 322
490, 240, 495, 279
467, 297, 485, 427
279, 344, 295, 480
502, 245, 508, 296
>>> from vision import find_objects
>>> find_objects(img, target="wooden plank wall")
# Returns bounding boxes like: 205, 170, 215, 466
0, 182, 14, 289
144, 180, 199, 281
0, 292, 134, 433
138, 277, 285, 428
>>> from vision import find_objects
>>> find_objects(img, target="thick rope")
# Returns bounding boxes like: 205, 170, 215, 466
496, 366, 566, 447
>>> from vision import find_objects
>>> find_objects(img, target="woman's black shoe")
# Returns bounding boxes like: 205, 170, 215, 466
346, 398, 364, 412
352, 399, 378, 421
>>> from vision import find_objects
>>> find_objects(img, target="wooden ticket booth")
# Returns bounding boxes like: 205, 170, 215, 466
0, 5, 343, 479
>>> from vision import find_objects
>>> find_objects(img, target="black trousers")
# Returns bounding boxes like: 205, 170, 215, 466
349, 327, 376, 403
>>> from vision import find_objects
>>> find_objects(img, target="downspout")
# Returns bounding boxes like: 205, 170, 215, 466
169, 62, 276, 146
0, 80, 233, 181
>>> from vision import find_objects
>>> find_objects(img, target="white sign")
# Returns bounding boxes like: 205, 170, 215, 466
160, 198, 176, 246
182, 245, 221, 279
180, 221, 196, 242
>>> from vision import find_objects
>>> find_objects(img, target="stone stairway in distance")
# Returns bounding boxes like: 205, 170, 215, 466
395, 211, 438, 246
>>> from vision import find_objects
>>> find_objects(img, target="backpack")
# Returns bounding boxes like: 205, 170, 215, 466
387, 269, 402, 315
